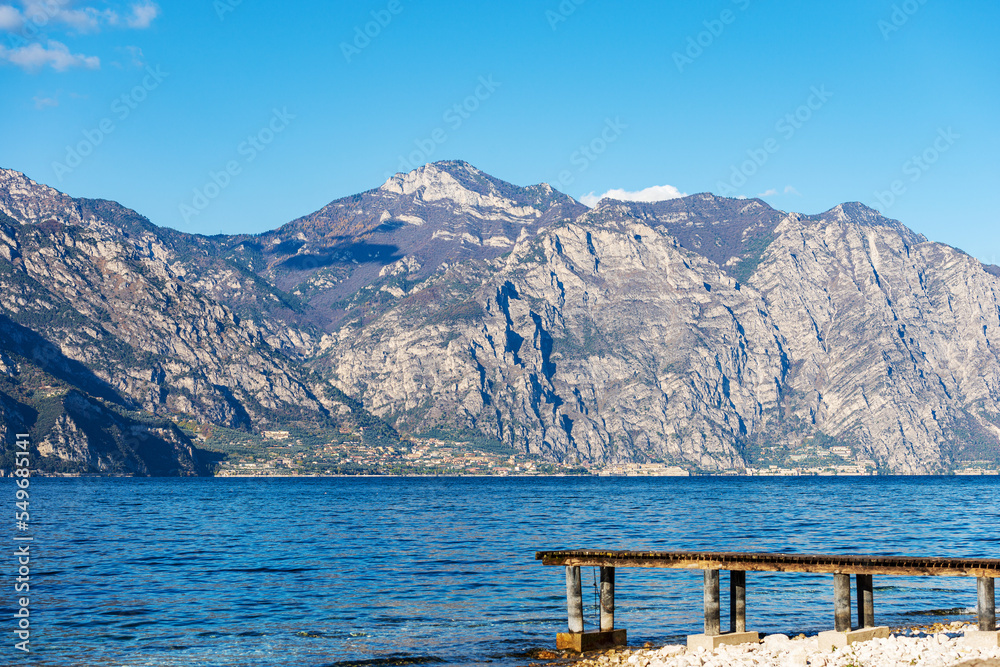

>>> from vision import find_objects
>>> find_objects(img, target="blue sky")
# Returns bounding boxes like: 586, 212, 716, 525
2, 0, 998, 263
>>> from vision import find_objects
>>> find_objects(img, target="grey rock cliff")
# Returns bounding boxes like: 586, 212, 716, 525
318, 194, 1000, 473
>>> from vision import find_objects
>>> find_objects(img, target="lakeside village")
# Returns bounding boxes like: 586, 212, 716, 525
207, 430, 1000, 478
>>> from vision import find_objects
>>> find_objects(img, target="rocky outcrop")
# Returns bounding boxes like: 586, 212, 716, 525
240, 160, 587, 330
32, 390, 201, 475
0, 169, 336, 474
319, 195, 1000, 473
750, 205, 1000, 472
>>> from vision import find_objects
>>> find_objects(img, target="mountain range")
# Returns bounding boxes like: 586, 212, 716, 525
2, 159, 999, 474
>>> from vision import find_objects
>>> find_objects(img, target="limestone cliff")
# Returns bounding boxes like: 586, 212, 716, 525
318, 195, 1000, 473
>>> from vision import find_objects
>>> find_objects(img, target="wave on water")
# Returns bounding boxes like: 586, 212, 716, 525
901, 607, 975, 616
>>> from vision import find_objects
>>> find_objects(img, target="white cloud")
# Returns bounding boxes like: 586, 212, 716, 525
0, 4, 23, 30
0, 39, 99, 71
126, 1, 158, 28
5, 1, 158, 33
757, 188, 778, 197
784, 185, 801, 196
33, 93, 59, 108
579, 183, 687, 208
20, 0, 106, 32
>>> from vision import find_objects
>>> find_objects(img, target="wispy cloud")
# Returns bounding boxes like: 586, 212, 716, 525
33, 93, 59, 108
116, 44, 144, 68
20, 0, 105, 33
0, 40, 99, 71
756, 185, 801, 198
0, 2, 159, 74
0, 1, 160, 34
580, 183, 686, 208
125, 1, 158, 28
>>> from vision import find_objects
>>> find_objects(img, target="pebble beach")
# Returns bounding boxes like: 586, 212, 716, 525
528, 623, 1000, 667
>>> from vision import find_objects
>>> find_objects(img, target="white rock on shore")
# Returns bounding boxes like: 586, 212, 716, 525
564, 624, 1000, 667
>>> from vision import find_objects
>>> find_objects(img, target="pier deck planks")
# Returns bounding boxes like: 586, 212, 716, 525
536, 550, 1000, 577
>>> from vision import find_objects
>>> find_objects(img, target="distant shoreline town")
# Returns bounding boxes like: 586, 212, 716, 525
12, 431, 994, 478
204, 432, 999, 478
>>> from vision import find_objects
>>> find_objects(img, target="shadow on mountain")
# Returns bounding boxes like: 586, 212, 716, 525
212, 384, 253, 430
277, 242, 403, 271
191, 444, 227, 474
374, 219, 408, 233
272, 239, 306, 255
0, 313, 129, 407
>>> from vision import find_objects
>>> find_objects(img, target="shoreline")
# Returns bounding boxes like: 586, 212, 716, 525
524, 622, 1000, 667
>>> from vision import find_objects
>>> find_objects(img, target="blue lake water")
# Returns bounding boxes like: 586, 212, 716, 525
14, 476, 1000, 666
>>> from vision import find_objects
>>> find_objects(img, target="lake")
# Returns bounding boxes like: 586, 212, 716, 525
17, 476, 1000, 666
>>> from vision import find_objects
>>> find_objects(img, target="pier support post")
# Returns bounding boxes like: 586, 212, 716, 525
704, 569, 721, 636
688, 569, 759, 650
857, 574, 874, 628
556, 566, 626, 652
819, 574, 889, 650
730, 570, 746, 633
834, 573, 851, 632
600, 566, 615, 632
979, 577, 996, 632
566, 566, 583, 633
965, 577, 1000, 648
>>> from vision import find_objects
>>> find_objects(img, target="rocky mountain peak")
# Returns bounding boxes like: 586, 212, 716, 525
583, 193, 785, 281
804, 201, 928, 244
378, 160, 575, 214
0, 168, 51, 196
0, 168, 74, 224
379, 161, 493, 205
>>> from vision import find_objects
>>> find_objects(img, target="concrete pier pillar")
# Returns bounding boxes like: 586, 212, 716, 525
834, 573, 851, 632
704, 570, 721, 636
818, 573, 889, 650
600, 566, 615, 632
566, 566, 583, 633
557, 565, 626, 652
979, 577, 996, 632
730, 570, 746, 633
857, 574, 874, 628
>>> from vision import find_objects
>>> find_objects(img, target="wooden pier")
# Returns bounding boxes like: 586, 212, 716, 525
536, 550, 1000, 652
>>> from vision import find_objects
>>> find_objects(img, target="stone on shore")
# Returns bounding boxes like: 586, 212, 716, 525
545, 623, 1000, 667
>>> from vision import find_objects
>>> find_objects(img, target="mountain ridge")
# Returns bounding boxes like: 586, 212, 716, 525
2, 162, 999, 474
